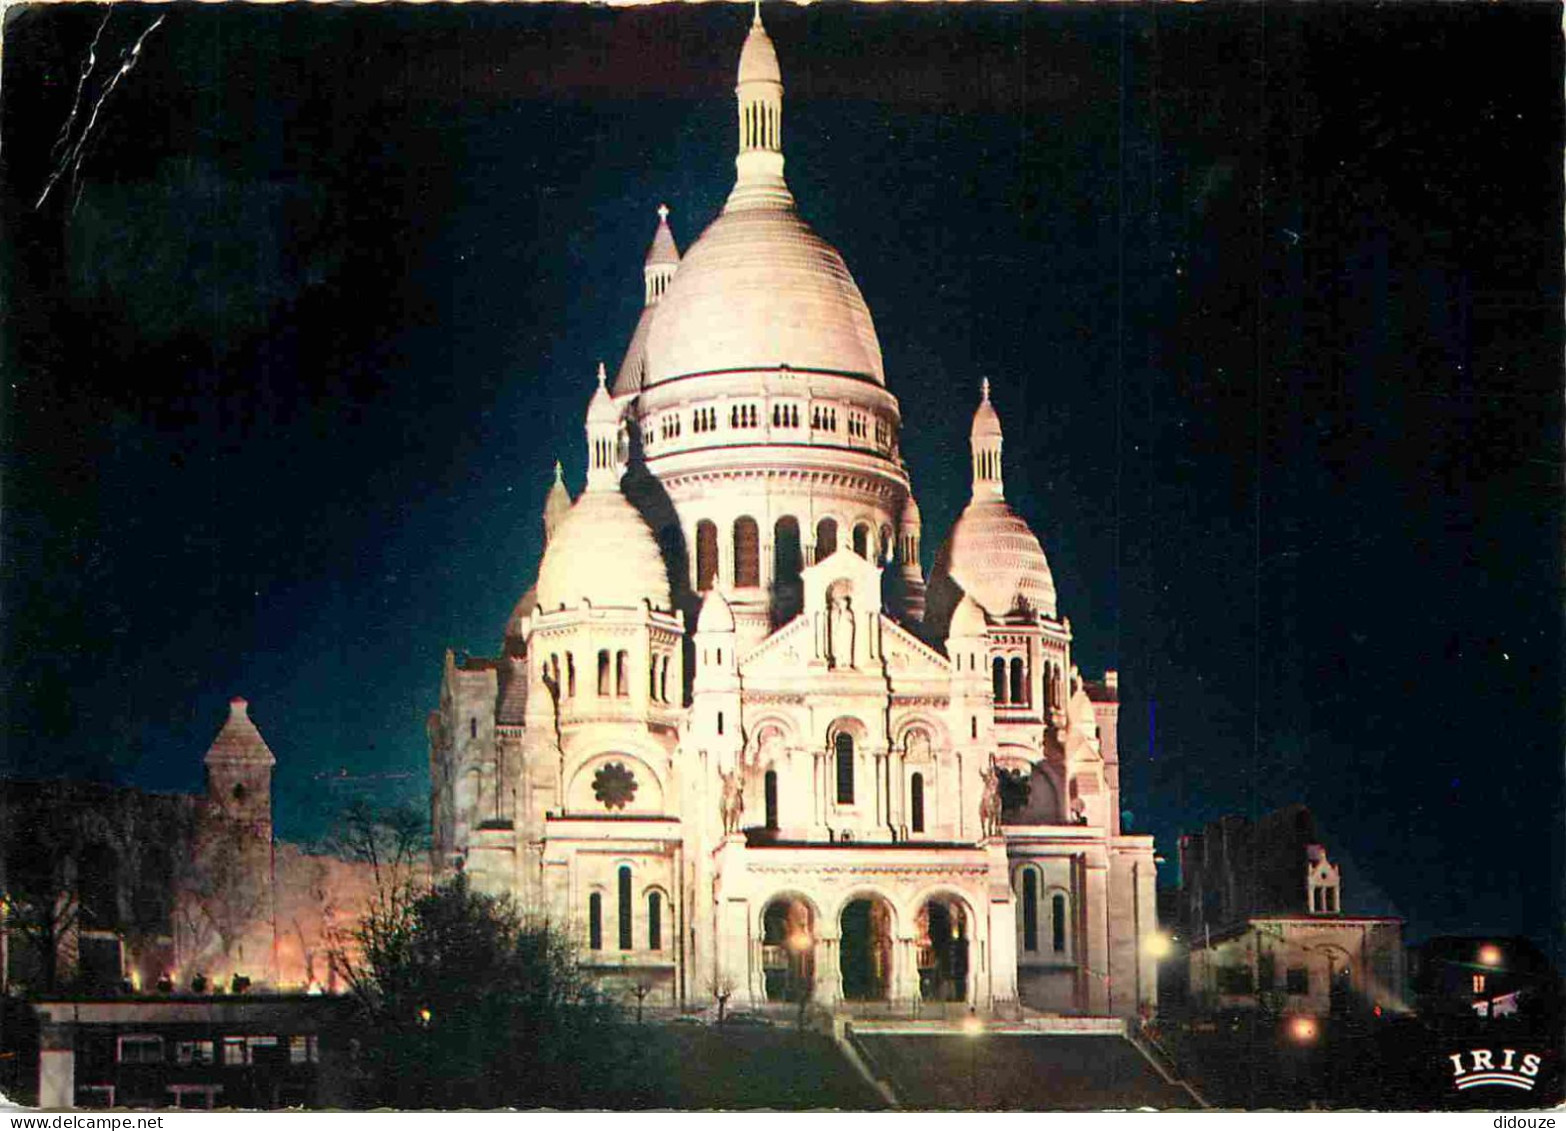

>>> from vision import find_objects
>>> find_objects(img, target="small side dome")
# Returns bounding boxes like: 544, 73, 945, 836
586, 363, 619, 424
946, 592, 987, 640
536, 491, 671, 612
927, 500, 1057, 625
899, 492, 923, 531
543, 461, 572, 541
697, 589, 736, 634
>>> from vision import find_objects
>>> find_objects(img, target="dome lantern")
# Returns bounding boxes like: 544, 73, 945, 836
971, 378, 1005, 501
584, 362, 624, 491
729, 6, 791, 211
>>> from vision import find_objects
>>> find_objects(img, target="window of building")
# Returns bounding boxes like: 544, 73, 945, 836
117, 1035, 164, 1065
717, 711, 724, 736
1286, 967, 1309, 995
734, 517, 760, 587
1051, 893, 1067, 953
1010, 657, 1026, 705
288, 1035, 318, 1065
971, 717, 978, 740
176, 1040, 215, 1066
852, 523, 870, 558
615, 651, 629, 697
1022, 870, 1039, 953
815, 517, 837, 560
765, 770, 779, 829
566, 654, 576, 698
660, 657, 670, 704
910, 773, 925, 833
589, 893, 603, 951
649, 657, 659, 699
1258, 951, 1276, 990
878, 525, 892, 563
1216, 966, 1254, 995
696, 521, 719, 591
835, 733, 855, 804
222, 1038, 248, 1067
597, 651, 611, 696
1473, 973, 1487, 994
774, 517, 803, 606
993, 657, 1007, 703
618, 866, 633, 951
648, 892, 662, 951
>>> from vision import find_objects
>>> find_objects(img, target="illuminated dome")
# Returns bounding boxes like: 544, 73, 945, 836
640, 13, 884, 388
926, 381, 1057, 628
536, 489, 670, 612
643, 201, 883, 388
929, 500, 1058, 622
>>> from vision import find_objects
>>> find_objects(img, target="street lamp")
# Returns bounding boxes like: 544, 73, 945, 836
1288, 1014, 1319, 1043
1477, 944, 1503, 968
962, 1008, 983, 1107
786, 930, 812, 1028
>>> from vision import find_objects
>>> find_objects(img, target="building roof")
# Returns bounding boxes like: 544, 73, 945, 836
927, 500, 1058, 625
536, 488, 671, 612
203, 697, 276, 768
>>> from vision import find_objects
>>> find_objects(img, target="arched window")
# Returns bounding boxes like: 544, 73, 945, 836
648, 891, 662, 951
765, 770, 778, 829
971, 717, 978, 740
696, 520, 719, 592
910, 773, 925, 833
815, 517, 837, 561
878, 525, 893, 563
618, 866, 633, 951
734, 517, 760, 588
470, 717, 477, 740
1052, 893, 1067, 953
588, 893, 603, 951
993, 657, 1008, 703
852, 523, 870, 558
1010, 657, 1026, 705
1022, 870, 1039, 952
616, 651, 629, 697
597, 651, 611, 696
717, 711, 724, 736
773, 517, 803, 604
835, 732, 855, 804
649, 657, 658, 699
659, 657, 670, 704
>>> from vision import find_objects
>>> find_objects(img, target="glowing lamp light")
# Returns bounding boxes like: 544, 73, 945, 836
1478, 944, 1503, 967
786, 931, 812, 954
417, 1007, 433, 1026
1144, 932, 1173, 960
961, 1012, 984, 1038
1289, 1016, 1319, 1043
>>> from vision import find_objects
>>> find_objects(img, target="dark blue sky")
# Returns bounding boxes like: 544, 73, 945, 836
3, 3, 1561, 957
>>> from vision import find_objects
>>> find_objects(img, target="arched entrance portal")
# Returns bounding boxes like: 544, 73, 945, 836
839, 897, 894, 1001
761, 898, 815, 1003
916, 897, 971, 1003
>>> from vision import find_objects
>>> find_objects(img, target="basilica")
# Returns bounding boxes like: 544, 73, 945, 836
428, 11, 1158, 1018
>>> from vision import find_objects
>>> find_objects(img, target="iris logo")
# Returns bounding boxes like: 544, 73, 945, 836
1449, 1049, 1543, 1092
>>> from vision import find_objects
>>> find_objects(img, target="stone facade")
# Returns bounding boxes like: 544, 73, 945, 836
428, 12, 1158, 1018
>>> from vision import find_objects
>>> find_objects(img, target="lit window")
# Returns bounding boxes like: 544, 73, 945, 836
176, 1040, 215, 1066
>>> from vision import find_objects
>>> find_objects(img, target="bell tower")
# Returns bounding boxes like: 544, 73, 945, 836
203, 696, 276, 842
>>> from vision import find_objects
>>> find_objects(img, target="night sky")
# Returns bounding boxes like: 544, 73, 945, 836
3, 3, 1561, 959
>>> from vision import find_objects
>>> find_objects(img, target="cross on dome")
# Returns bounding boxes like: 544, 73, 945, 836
657, 202, 669, 222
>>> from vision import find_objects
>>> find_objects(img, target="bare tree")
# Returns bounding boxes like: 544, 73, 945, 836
708, 973, 736, 1026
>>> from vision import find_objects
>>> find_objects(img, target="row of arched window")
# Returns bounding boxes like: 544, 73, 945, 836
587, 866, 663, 952
641, 400, 897, 453
730, 403, 759, 428
692, 407, 717, 433
993, 656, 1030, 706
760, 746, 927, 831
1017, 868, 1070, 955
543, 650, 668, 702
693, 516, 897, 593
742, 99, 779, 151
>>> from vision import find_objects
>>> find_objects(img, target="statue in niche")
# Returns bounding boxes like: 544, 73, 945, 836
822, 583, 856, 669
978, 763, 1003, 839
719, 768, 745, 835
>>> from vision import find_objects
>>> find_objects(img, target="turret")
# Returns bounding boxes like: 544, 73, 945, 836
584, 362, 624, 491
543, 460, 572, 542
895, 492, 927, 623
971, 377, 1004, 501
644, 204, 680, 305
203, 696, 276, 838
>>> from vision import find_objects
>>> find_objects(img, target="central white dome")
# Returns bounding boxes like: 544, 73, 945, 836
642, 206, 884, 387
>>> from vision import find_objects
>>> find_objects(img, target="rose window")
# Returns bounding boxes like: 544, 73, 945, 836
592, 762, 638, 810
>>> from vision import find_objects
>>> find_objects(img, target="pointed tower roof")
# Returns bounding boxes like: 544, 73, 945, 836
204, 697, 276, 768
586, 362, 618, 424
646, 203, 681, 268
543, 460, 572, 542
737, 6, 781, 86
971, 378, 1003, 442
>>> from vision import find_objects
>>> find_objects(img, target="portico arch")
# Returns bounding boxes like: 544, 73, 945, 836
836, 891, 896, 1002
758, 893, 818, 1003
910, 887, 978, 1004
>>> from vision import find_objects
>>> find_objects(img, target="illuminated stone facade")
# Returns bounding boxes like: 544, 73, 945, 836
428, 12, 1157, 1017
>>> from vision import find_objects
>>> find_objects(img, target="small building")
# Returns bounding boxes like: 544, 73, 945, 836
1172, 806, 1405, 1016
33, 995, 356, 1110
1408, 936, 1560, 1022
